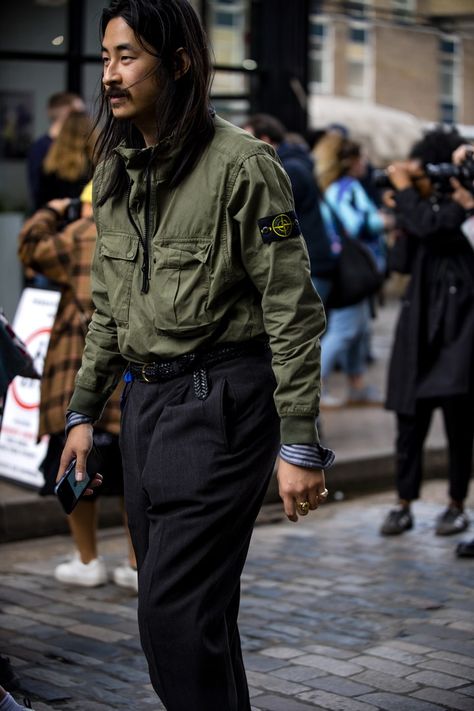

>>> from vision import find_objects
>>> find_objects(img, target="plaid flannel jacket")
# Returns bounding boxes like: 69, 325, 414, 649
18, 210, 123, 439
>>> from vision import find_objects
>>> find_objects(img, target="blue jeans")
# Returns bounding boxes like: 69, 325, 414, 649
311, 276, 333, 308
321, 299, 371, 380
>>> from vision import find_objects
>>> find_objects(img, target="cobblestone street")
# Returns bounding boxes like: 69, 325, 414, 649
1, 480, 473, 711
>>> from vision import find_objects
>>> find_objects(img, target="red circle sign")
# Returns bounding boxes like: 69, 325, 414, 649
11, 327, 50, 410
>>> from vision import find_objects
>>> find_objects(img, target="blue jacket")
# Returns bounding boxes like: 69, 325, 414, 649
321, 176, 386, 272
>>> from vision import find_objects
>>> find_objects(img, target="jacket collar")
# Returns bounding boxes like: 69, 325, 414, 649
114, 137, 178, 183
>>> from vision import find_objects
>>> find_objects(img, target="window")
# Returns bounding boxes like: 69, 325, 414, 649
206, 1, 250, 101
346, 22, 372, 100
439, 36, 460, 124
308, 18, 334, 95
0, 0, 68, 53
391, 0, 416, 24
345, 0, 372, 20
207, 1, 248, 66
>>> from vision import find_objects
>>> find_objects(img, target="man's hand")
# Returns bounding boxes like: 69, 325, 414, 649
452, 144, 474, 166
276, 458, 327, 523
46, 198, 71, 217
56, 424, 102, 496
381, 189, 396, 210
386, 161, 420, 191
450, 178, 474, 211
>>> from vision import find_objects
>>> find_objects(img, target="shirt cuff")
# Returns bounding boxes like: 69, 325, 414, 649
65, 410, 94, 436
279, 443, 335, 470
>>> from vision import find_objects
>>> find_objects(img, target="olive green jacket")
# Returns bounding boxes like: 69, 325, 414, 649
69, 116, 326, 444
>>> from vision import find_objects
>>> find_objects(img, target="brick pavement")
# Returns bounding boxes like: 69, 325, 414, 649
1, 479, 473, 710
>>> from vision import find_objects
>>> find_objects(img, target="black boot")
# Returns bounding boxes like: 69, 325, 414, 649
456, 539, 474, 558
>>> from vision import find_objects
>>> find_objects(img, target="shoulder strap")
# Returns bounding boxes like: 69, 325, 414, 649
335, 176, 356, 204
314, 181, 350, 243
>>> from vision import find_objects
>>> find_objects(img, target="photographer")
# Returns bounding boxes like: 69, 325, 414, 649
380, 129, 474, 538
450, 143, 474, 557
451, 143, 474, 237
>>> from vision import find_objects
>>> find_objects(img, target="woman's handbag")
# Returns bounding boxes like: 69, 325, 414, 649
328, 233, 384, 308
322, 196, 384, 309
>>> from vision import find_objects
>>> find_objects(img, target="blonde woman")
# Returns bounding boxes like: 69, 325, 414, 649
35, 111, 95, 209
314, 133, 390, 406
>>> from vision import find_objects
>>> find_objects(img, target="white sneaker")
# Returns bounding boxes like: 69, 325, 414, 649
54, 554, 108, 587
320, 392, 345, 409
113, 563, 138, 593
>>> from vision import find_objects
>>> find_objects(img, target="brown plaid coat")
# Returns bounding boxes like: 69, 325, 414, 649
18, 209, 123, 439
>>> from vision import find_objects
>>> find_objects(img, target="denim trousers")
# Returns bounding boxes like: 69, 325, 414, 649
120, 351, 280, 711
321, 298, 371, 381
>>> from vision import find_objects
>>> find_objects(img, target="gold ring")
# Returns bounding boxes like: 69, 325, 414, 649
297, 500, 310, 516
318, 488, 329, 500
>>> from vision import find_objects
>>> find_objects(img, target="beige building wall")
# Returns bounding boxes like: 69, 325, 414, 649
419, 0, 474, 16
332, 20, 349, 97
374, 25, 439, 120
461, 37, 474, 124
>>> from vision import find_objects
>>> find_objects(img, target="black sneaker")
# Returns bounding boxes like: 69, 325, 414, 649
380, 508, 413, 536
0, 655, 20, 691
435, 506, 469, 536
456, 539, 474, 558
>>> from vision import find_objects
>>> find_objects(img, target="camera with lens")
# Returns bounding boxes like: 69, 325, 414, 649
65, 198, 82, 223
373, 151, 474, 193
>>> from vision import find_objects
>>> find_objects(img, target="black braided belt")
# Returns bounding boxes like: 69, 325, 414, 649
127, 339, 270, 385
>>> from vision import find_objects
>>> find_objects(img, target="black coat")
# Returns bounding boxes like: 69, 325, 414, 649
386, 188, 474, 415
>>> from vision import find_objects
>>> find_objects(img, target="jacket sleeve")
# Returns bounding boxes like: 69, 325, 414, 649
18, 209, 74, 285
68, 167, 126, 420
395, 188, 466, 239
227, 149, 326, 445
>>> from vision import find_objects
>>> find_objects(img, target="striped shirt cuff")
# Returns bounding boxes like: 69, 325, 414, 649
280, 443, 335, 470
65, 410, 94, 436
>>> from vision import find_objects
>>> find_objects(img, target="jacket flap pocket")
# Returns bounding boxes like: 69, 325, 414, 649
101, 232, 139, 261
155, 243, 212, 269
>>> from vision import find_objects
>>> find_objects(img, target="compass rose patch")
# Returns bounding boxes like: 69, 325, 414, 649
258, 211, 301, 244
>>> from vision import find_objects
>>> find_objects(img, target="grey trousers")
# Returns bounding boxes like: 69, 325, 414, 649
120, 351, 280, 711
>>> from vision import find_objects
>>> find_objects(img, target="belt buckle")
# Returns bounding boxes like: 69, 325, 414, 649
141, 364, 152, 383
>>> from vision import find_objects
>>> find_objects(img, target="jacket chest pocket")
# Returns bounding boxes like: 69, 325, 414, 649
100, 232, 139, 325
153, 243, 214, 337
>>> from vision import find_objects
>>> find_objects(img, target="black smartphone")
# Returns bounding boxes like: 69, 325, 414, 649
54, 447, 101, 515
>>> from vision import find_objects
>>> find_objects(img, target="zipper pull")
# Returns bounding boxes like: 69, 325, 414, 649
141, 255, 150, 294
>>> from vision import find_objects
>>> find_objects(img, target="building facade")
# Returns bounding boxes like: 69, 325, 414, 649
308, 0, 474, 125
0, 0, 473, 211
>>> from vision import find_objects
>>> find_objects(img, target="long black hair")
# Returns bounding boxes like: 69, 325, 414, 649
94, 0, 215, 204
409, 126, 465, 165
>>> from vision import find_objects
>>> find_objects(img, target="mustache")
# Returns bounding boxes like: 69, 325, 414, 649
105, 87, 130, 99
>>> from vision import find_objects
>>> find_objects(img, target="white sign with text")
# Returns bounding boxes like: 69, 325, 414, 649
0, 288, 61, 488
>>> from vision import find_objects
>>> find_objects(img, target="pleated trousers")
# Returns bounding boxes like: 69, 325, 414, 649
120, 350, 280, 711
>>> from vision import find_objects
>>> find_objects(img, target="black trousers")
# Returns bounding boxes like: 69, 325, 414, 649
120, 352, 280, 711
395, 394, 474, 502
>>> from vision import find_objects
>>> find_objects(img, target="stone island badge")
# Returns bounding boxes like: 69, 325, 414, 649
258, 211, 301, 244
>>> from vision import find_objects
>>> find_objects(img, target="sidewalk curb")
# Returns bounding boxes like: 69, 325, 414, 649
0, 448, 448, 543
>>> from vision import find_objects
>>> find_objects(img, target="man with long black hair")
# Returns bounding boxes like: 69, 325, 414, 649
57, 1, 333, 709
